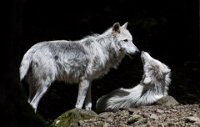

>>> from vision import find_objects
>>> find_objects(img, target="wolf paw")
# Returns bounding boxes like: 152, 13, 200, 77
85, 103, 92, 110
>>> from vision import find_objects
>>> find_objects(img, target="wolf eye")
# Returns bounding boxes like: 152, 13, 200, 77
123, 39, 128, 42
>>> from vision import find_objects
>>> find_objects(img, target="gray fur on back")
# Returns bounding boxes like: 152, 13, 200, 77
21, 35, 124, 84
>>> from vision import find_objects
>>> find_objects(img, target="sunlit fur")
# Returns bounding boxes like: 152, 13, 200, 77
19, 22, 139, 112
96, 51, 171, 113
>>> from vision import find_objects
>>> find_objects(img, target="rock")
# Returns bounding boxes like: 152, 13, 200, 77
52, 108, 97, 127
103, 123, 110, 127
133, 118, 148, 126
170, 109, 177, 112
155, 96, 179, 106
166, 122, 176, 127
164, 110, 171, 114
141, 113, 149, 118
157, 123, 164, 127
156, 109, 164, 114
185, 116, 200, 123
127, 114, 142, 124
150, 113, 158, 120
99, 112, 115, 122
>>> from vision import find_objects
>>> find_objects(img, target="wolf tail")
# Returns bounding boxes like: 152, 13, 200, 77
96, 85, 143, 113
19, 43, 40, 81
19, 51, 33, 81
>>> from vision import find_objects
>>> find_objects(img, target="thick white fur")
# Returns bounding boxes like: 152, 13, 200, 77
96, 51, 171, 113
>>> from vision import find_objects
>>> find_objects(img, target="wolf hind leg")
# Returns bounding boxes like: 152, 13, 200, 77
29, 80, 52, 112
75, 79, 90, 109
85, 83, 92, 110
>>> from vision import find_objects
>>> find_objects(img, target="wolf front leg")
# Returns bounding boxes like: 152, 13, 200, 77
85, 83, 92, 110
75, 79, 90, 109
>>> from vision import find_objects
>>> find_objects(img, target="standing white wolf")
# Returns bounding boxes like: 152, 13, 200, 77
96, 51, 171, 113
19, 22, 139, 112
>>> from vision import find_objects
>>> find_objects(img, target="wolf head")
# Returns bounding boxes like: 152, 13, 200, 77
105, 22, 139, 55
141, 51, 171, 86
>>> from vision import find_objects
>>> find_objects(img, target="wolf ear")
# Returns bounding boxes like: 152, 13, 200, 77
163, 68, 171, 75
143, 76, 151, 84
122, 22, 128, 29
112, 22, 121, 33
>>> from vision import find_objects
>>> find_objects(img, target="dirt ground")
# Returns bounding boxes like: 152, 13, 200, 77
77, 104, 200, 127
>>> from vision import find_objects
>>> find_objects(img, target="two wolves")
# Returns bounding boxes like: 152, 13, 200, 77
19, 22, 139, 112
96, 51, 171, 113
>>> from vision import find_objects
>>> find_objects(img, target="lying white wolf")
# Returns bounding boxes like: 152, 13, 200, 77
96, 51, 171, 113
19, 22, 139, 112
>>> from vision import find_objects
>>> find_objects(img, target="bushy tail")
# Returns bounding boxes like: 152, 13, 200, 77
96, 85, 143, 113
19, 51, 33, 81
19, 43, 41, 81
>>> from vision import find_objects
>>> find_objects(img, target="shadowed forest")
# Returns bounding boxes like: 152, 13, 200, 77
2, 0, 199, 126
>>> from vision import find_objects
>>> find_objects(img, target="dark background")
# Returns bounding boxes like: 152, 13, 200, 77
3, 0, 199, 126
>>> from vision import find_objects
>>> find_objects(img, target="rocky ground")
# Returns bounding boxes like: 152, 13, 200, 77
52, 97, 200, 127
52, 104, 200, 127
77, 104, 200, 127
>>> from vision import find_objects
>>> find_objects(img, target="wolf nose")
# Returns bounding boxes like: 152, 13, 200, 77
135, 50, 141, 56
